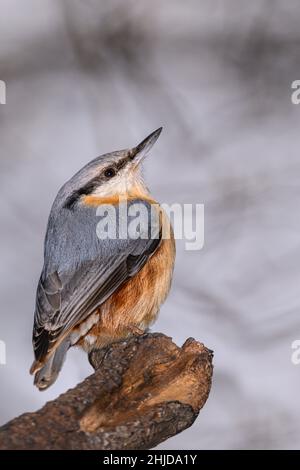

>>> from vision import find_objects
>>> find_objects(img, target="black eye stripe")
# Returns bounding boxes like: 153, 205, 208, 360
64, 154, 131, 209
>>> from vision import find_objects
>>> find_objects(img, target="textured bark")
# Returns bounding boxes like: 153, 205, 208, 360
0, 333, 213, 450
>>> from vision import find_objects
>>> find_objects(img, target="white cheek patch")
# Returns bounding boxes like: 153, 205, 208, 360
92, 174, 128, 197
92, 169, 144, 198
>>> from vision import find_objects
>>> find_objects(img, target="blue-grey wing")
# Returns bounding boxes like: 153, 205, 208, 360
33, 199, 161, 362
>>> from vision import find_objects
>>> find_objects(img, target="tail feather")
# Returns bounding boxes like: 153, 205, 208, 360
33, 337, 71, 390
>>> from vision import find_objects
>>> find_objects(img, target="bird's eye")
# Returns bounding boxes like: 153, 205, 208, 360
104, 167, 116, 178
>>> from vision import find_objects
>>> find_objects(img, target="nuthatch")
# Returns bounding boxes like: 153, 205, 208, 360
30, 128, 175, 390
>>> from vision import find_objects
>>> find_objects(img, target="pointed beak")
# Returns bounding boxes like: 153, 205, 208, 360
130, 127, 162, 165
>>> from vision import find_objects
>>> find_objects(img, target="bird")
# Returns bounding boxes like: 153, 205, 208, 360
30, 128, 176, 390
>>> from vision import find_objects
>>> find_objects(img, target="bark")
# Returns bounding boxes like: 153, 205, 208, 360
0, 333, 213, 450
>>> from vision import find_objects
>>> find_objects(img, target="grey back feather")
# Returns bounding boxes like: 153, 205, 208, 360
33, 198, 161, 361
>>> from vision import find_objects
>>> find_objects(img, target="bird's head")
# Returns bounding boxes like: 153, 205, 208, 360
55, 128, 162, 210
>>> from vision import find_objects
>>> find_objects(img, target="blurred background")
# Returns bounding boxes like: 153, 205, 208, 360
1, 0, 300, 450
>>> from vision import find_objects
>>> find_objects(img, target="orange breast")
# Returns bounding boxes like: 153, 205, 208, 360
78, 208, 175, 351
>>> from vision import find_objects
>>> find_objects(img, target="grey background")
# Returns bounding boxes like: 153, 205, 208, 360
1, 0, 300, 449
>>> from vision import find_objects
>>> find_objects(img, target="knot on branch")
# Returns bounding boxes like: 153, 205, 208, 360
0, 333, 213, 450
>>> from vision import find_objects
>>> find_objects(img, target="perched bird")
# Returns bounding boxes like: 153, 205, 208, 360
30, 128, 175, 390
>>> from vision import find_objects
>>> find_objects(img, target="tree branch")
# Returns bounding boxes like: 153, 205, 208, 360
0, 333, 213, 450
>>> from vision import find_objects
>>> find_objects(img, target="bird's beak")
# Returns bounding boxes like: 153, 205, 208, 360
130, 127, 162, 165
